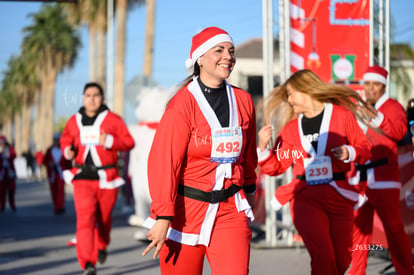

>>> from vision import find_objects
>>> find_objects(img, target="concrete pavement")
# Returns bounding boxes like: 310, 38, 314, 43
0, 180, 396, 274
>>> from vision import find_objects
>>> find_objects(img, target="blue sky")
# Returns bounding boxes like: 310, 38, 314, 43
0, 0, 413, 124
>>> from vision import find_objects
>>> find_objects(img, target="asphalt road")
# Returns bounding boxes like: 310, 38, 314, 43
0, 179, 396, 275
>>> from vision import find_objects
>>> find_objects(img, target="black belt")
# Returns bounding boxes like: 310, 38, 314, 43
75, 164, 116, 172
355, 158, 388, 181
178, 184, 241, 203
296, 172, 346, 181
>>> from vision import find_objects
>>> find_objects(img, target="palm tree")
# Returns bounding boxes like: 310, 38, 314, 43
0, 57, 21, 144
372, 8, 414, 102
142, 0, 155, 82
390, 43, 414, 100
7, 54, 39, 155
113, 0, 145, 117
66, 0, 145, 117
95, 0, 108, 87
22, 4, 81, 151
64, 0, 106, 84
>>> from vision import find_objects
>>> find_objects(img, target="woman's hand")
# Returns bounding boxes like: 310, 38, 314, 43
99, 131, 107, 146
331, 145, 349, 161
258, 125, 273, 152
358, 105, 377, 122
142, 219, 170, 259
66, 148, 75, 160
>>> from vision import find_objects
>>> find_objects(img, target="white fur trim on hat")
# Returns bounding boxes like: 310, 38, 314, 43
363, 72, 387, 85
185, 33, 233, 70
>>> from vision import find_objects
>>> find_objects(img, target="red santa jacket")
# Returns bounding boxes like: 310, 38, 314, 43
60, 108, 135, 189
43, 145, 72, 183
144, 79, 258, 246
350, 95, 407, 189
0, 145, 16, 182
259, 103, 372, 209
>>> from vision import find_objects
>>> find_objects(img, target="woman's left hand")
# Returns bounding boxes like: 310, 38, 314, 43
330, 145, 349, 161
142, 219, 170, 259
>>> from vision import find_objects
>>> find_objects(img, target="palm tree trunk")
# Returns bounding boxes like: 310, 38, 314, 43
114, 0, 127, 117
33, 91, 43, 151
95, 3, 107, 89
19, 91, 32, 154
14, 112, 22, 156
43, 73, 57, 151
39, 68, 56, 152
38, 76, 48, 152
2, 118, 12, 143
97, 28, 106, 89
143, 0, 155, 84
89, 26, 97, 81
21, 100, 32, 154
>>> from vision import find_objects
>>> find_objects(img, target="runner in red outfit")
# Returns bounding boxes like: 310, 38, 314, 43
258, 70, 373, 275
349, 65, 414, 275
43, 134, 72, 215
142, 27, 258, 275
60, 82, 135, 275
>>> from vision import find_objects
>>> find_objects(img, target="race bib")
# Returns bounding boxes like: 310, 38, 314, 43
303, 156, 333, 185
211, 127, 242, 164
80, 126, 100, 145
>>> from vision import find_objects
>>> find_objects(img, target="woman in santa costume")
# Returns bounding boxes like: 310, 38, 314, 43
60, 82, 135, 275
43, 133, 72, 215
142, 27, 258, 275
348, 66, 414, 275
258, 70, 373, 275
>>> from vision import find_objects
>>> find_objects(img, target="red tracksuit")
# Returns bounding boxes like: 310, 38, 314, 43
349, 95, 414, 275
60, 106, 134, 269
0, 145, 16, 212
43, 144, 72, 214
259, 103, 372, 275
145, 79, 257, 275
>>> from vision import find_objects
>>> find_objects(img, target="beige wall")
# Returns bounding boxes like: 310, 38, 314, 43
229, 58, 281, 92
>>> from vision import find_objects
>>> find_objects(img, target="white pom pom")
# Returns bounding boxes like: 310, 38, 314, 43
185, 58, 194, 70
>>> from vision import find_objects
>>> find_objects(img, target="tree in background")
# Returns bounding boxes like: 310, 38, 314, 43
0, 54, 38, 156
22, 4, 81, 152
114, 0, 145, 117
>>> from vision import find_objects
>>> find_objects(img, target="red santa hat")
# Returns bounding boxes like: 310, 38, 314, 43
185, 26, 233, 71
363, 65, 388, 85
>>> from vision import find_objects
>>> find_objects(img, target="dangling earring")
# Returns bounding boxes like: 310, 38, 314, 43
197, 58, 202, 67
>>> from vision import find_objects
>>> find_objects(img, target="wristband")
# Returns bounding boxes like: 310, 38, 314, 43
156, 216, 173, 221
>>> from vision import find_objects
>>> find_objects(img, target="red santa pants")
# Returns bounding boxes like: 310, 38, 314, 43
290, 184, 354, 275
349, 188, 413, 275
158, 198, 252, 275
73, 179, 118, 269
0, 177, 16, 211
49, 176, 65, 213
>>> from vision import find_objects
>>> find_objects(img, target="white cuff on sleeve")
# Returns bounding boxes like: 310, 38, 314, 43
343, 145, 356, 163
370, 111, 384, 128
257, 147, 271, 162
104, 134, 114, 148
270, 196, 282, 211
